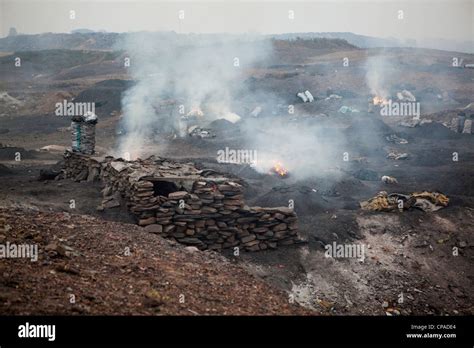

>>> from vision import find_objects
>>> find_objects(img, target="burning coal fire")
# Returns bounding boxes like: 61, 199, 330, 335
272, 161, 289, 178
187, 107, 204, 117
372, 95, 390, 106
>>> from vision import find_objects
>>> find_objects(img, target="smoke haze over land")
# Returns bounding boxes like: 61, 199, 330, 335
116, 33, 272, 157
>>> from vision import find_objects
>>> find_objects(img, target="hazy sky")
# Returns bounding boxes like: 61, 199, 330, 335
1, 0, 473, 42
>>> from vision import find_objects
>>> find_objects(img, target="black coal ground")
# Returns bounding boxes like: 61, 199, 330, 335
0, 110, 473, 315
157, 112, 474, 314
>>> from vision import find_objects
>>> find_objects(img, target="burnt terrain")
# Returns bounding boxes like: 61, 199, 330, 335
0, 38, 473, 315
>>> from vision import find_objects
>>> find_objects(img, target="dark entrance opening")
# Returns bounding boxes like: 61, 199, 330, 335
152, 180, 179, 197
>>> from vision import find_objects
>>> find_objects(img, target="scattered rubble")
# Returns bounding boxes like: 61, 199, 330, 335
39, 145, 67, 153
462, 119, 472, 134
0, 92, 24, 110
396, 90, 416, 102
188, 126, 215, 139
325, 94, 342, 101
381, 175, 398, 184
297, 90, 314, 103
386, 134, 408, 144
360, 191, 449, 212
399, 118, 432, 128
338, 106, 359, 114
386, 151, 408, 160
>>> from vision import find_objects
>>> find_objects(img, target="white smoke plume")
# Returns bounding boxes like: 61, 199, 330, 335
242, 117, 347, 181
365, 53, 395, 98
115, 32, 271, 158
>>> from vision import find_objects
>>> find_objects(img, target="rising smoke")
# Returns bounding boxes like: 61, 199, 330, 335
365, 53, 395, 99
116, 33, 349, 180
116, 32, 271, 158
242, 118, 347, 181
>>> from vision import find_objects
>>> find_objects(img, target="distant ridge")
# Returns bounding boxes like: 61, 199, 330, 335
0, 31, 472, 53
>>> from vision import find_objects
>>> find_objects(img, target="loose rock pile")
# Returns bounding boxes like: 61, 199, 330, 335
62, 151, 101, 182
60, 151, 302, 251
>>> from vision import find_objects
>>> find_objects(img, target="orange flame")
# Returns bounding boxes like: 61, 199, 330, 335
187, 107, 204, 117
373, 95, 389, 106
272, 161, 289, 177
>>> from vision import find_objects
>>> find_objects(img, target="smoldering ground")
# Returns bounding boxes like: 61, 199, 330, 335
115, 34, 353, 181
115, 33, 272, 157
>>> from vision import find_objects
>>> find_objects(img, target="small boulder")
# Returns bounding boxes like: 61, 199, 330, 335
168, 191, 189, 200
144, 224, 163, 234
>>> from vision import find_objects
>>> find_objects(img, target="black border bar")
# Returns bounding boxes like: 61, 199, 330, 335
0, 315, 473, 345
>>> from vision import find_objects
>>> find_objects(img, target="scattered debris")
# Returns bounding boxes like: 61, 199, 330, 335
325, 94, 342, 101
188, 126, 216, 138
39, 145, 67, 153
297, 92, 308, 103
411, 191, 450, 212
84, 110, 98, 123
45, 242, 67, 258
55, 263, 80, 275
0, 92, 24, 109
338, 106, 359, 114
296, 90, 314, 103
386, 134, 408, 144
304, 90, 314, 102
399, 118, 432, 128
462, 119, 472, 134
387, 151, 409, 160
381, 175, 398, 184
184, 246, 199, 253
396, 90, 416, 102
143, 289, 165, 308
360, 191, 449, 212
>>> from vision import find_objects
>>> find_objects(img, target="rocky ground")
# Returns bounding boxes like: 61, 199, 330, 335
0, 208, 311, 315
